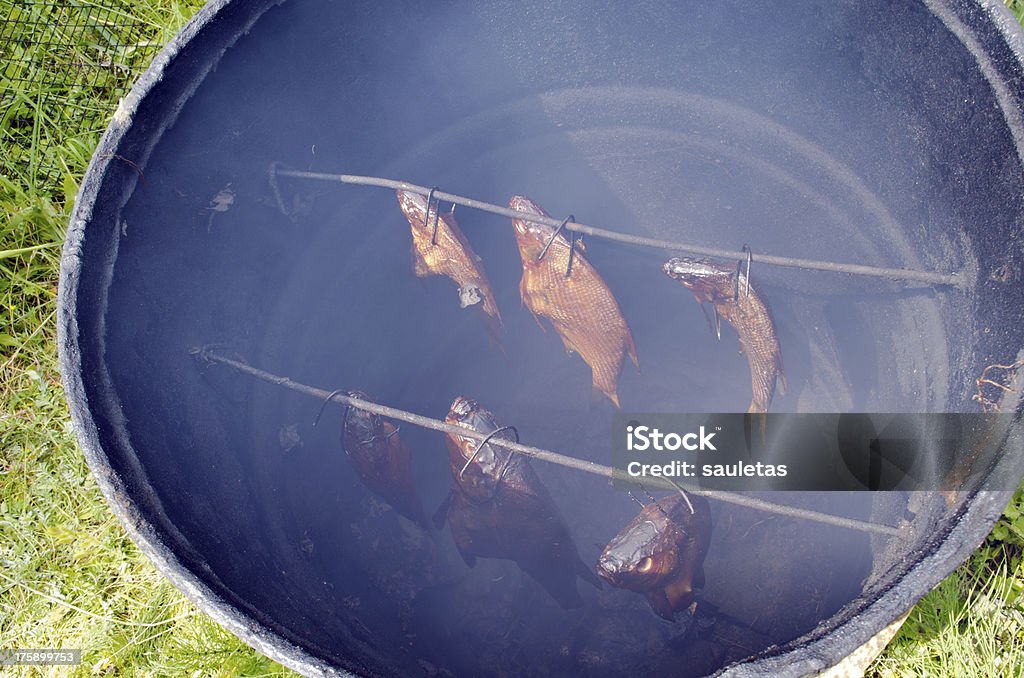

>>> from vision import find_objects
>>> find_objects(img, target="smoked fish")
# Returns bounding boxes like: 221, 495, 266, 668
342, 390, 429, 529
510, 195, 638, 407
396, 190, 502, 340
436, 396, 602, 608
663, 257, 786, 413
597, 493, 712, 621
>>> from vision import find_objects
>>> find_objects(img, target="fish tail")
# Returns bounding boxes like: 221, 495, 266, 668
403, 495, 431, 531
746, 406, 768, 443
398, 471, 431, 530
432, 490, 454, 530
484, 313, 505, 353
594, 387, 621, 409
487, 332, 506, 354
487, 298, 503, 325
576, 554, 604, 590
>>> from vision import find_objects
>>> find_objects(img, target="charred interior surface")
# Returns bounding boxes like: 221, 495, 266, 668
64, 0, 1024, 676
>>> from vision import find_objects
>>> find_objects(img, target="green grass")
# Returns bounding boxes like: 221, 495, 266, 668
869, 541, 1024, 677
0, 2, 296, 675
1009, 0, 1024, 24
1, 1, 1023, 676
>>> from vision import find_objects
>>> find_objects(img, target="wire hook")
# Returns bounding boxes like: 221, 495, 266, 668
313, 388, 347, 427
537, 215, 575, 263
669, 479, 696, 515
566, 231, 578, 279
737, 244, 752, 299
459, 425, 520, 480
424, 186, 441, 246
641, 486, 676, 522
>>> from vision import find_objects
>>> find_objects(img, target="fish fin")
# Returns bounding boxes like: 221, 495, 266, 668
486, 325, 506, 354
575, 555, 604, 590
777, 370, 788, 396
742, 415, 753, 458
559, 332, 581, 356
529, 309, 548, 333
458, 544, 477, 568
390, 457, 431, 530
485, 294, 503, 324
431, 490, 454, 530
625, 330, 640, 370
394, 495, 431, 531
410, 242, 430, 277
697, 301, 718, 339
663, 578, 698, 619
646, 589, 677, 621
713, 306, 722, 340
457, 545, 477, 568
520, 277, 549, 333
481, 298, 505, 350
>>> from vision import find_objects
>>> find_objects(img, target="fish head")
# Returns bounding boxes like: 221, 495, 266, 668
444, 397, 511, 495
396, 190, 431, 231
446, 395, 484, 424
342, 390, 389, 444
597, 508, 680, 593
509, 195, 555, 260
662, 257, 734, 302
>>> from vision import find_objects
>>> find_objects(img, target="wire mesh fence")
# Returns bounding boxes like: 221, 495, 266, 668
1, 0, 164, 191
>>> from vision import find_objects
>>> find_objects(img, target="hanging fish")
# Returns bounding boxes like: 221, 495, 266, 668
509, 195, 638, 408
337, 390, 429, 529
663, 257, 786, 413
434, 396, 602, 609
597, 493, 712, 621
396, 190, 502, 342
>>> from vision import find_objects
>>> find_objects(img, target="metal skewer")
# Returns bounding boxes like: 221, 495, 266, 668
271, 167, 962, 288
193, 345, 901, 537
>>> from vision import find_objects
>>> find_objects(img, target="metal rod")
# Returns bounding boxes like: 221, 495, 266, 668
194, 346, 901, 537
273, 168, 962, 287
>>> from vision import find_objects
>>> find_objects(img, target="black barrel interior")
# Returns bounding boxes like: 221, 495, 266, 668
65, 1, 1024, 676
